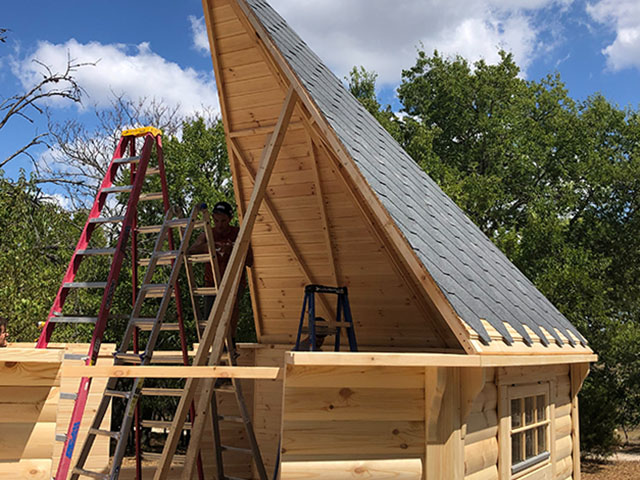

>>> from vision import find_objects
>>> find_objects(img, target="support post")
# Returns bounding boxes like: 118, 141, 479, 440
571, 363, 589, 480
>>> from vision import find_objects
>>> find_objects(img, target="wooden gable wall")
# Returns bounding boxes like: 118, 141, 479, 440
203, 0, 462, 350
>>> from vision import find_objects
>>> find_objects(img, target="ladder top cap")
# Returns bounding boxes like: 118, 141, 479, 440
122, 126, 162, 137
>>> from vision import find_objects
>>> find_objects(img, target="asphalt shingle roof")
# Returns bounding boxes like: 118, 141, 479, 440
245, 0, 588, 347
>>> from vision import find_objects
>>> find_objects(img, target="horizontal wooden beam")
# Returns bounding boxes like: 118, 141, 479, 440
0, 348, 63, 363
62, 365, 280, 379
281, 459, 422, 480
286, 352, 598, 368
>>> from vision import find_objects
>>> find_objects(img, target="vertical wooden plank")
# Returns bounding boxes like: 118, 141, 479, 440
425, 367, 462, 480
549, 377, 557, 479
570, 363, 589, 480
497, 372, 510, 479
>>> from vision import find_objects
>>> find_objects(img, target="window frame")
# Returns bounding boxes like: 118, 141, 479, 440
506, 382, 552, 479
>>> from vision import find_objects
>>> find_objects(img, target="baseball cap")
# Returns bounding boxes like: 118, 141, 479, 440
212, 201, 233, 218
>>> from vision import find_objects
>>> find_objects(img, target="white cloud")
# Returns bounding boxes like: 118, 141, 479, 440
267, 0, 572, 85
587, 0, 640, 71
12, 39, 219, 117
189, 15, 210, 54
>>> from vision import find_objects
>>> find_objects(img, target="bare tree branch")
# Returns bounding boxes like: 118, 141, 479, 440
42, 94, 185, 209
0, 55, 94, 167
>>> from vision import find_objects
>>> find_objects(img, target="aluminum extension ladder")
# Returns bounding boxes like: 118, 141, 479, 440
70, 204, 214, 479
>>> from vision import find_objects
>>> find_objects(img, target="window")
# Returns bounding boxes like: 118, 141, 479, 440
509, 384, 551, 476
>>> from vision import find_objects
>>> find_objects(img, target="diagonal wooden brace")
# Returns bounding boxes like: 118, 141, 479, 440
153, 86, 298, 480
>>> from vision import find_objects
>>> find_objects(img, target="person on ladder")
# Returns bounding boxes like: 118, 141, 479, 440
189, 201, 253, 344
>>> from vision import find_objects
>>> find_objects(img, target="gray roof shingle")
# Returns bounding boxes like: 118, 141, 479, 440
245, 0, 587, 347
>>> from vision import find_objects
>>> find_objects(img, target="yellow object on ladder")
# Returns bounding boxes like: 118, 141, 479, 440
122, 126, 162, 137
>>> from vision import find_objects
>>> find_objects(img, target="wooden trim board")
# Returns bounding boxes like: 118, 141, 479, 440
286, 352, 598, 367
62, 365, 279, 379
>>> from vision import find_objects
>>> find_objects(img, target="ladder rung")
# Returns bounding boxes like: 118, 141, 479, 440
102, 185, 133, 194
138, 257, 173, 267
139, 192, 164, 202
140, 284, 175, 298
146, 167, 160, 175
114, 352, 144, 364
60, 392, 78, 400
50, 316, 98, 324
141, 387, 183, 397
142, 451, 186, 463
76, 248, 117, 256
141, 420, 192, 429
155, 250, 179, 259
193, 287, 217, 296
63, 282, 107, 289
218, 415, 244, 424
186, 253, 212, 263
113, 155, 141, 164
150, 354, 187, 364
221, 444, 252, 454
72, 467, 109, 479
89, 428, 120, 439
131, 317, 157, 328
105, 389, 132, 399
56, 433, 66, 442
140, 283, 169, 295
135, 219, 204, 234
135, 321, 180, 332
89, 216, 125, 224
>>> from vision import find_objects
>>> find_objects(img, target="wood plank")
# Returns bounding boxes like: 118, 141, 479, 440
570, 363, 589, 480
0, 422, 56, 460
0, 386, 58, 423
284, 386, 424, 421
0, 348, 63, 362
0, 361, 61, 386
212, 18, 245, 39
221, 60, 274, 83
0, 459, 52, 480
62, 365, 279, 379
281, 459, 423, 480
225, 74, 279, 98
281, 419, 425, 457
286, 352, 598, 367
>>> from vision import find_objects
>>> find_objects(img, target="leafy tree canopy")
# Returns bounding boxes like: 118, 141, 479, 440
349, 50, 640, 455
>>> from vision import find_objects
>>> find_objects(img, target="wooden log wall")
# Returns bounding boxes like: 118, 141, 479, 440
554, 369, 573, 480
464, 369, 498, 480
0, 348, 63, 480
496, 364, 575, 480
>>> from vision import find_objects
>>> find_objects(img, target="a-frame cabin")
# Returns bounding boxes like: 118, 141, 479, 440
197, 1, 596, 479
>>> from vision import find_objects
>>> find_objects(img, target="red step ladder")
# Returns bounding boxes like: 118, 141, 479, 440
36, 127, 194, 480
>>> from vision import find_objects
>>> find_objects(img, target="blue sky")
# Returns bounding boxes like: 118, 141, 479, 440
2, 0, 640, 202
